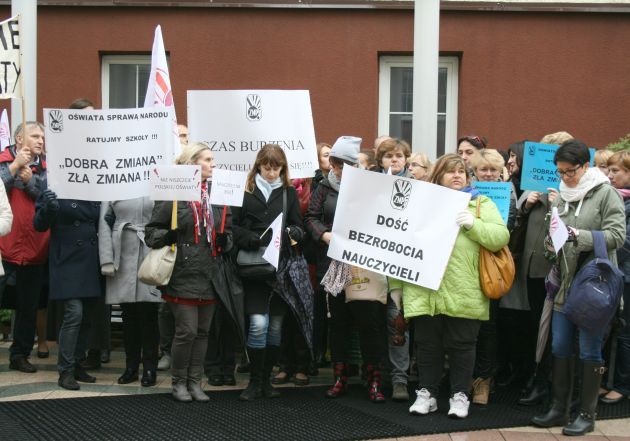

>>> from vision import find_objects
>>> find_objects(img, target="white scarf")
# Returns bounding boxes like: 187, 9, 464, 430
255, 173, 282, 202
559, 167, 609, 217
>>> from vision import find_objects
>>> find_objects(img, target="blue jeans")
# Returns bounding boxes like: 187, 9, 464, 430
552, 310, 604, 363
247, 313, 284, 349
58, 298, 96, 374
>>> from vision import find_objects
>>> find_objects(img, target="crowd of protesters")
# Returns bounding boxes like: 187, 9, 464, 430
0, 102, 629, 437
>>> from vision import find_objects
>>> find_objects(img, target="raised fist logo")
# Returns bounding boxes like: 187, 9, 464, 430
49, 110, 63, 133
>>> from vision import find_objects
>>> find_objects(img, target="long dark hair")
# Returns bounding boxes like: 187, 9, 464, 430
245, 144, 291, 192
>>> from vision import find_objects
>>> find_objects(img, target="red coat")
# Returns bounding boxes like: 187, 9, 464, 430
0, 147, 50, 265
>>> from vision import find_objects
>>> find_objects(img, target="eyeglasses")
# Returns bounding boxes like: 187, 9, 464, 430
410, 162, 427, 169
555, 165, 583, 177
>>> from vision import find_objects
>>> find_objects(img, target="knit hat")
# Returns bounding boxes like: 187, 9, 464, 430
330, 136, 361, 164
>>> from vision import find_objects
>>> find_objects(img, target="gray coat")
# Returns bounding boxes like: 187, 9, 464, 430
99, 197, 161, 304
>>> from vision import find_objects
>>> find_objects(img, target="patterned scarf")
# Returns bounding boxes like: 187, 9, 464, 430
189, 180, 215, 247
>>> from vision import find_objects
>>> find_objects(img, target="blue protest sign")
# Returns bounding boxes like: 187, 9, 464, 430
521, 142, 596, 193
472, 182, 511, 224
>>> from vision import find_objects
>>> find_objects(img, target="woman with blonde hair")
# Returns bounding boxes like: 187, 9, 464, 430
232, 144, 304, 401
145, 142, 232, 402
408, 153, 432, 181
399, 153, 509, 419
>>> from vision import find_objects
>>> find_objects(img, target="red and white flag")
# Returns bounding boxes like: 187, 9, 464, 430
550, 206, 568, 254
144, 25, 180, 158
262, 213, 284, 270
0, 109, 10, 151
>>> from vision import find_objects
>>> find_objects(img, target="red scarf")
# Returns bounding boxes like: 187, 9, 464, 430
189, 181, 215, 253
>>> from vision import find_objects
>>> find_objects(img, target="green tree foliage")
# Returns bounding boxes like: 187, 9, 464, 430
606, 133, 630, 152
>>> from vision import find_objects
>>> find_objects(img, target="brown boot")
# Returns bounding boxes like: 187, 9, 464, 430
472, 377, 491, 405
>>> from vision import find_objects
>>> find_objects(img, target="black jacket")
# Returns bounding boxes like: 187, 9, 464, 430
145, 200, 232, 300
304, 177, 338, 281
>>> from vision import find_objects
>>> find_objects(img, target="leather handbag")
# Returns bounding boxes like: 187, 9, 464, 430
138, 245, 177, 286
237, 189, 287, 281
236, 246, 275, 281
476, 198, 516, 300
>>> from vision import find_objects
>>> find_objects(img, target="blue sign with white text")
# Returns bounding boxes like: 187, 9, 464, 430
472, 182, 511, 225
520, 142, 595, 193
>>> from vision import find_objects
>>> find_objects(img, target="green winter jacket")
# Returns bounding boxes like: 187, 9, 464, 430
550, 182, 626, 311
390, 195, 510, 321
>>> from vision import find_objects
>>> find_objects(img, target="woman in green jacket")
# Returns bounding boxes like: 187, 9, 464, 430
392, 154, 509, 419
532, 140, 626, 436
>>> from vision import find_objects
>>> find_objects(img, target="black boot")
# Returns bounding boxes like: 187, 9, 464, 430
562, 361, 604, 436
262, 346, 280, 398
532, 357, 574, 428
239, 348, 264, 401
519, 373, 549, 406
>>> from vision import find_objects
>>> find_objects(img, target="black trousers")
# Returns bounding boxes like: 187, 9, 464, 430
414, 314, 481, 397
327, 293, 386, 365
2, 263, 46, 362
121, 302, 159, 371
204, 302, 237, 376
474, 299, 499, 379
278, 312, 310, 375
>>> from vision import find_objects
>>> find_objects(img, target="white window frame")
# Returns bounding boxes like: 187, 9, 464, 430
101, 55, 151, 109
378, 55, 459, 155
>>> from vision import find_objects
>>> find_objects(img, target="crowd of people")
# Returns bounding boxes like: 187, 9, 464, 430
0, 104, 629, 437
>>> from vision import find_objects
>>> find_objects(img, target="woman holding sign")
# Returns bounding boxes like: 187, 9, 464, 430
532, 140, 625, 436
145, 142, 232, 402
232, 144, 304, 402
394, 154, 509, 419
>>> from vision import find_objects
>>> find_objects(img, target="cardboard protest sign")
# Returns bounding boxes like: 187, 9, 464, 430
521, 142, 596, 193
209, 169, 247, 207
149, 165, 201, 201
472, 182, 511, 225
0, 16, 21, 99
44, 108, 173, 201
328, 166, 470, 291
187, 90, 318, 179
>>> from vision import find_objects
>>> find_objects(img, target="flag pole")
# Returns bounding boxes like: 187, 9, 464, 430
171, 200, 177, 251
18, 14, 26, 132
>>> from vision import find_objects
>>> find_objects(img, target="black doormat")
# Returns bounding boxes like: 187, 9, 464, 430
1, 384, 629, 441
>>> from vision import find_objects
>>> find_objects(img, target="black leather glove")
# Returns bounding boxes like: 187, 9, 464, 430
42, 189, 59, 213
287, 225, 304, 244
163, 229, 178, 245
247, 235, 262, 250
215, 232, 228, 250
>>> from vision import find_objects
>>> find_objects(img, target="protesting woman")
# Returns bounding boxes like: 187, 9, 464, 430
99, 196, 160, 387
395, 153, 509, 418
532, 140, 625, 436
305, 136, 388, 403
145, 142, 232, 402
600, 151, 630, 405
232, 144, 304, 401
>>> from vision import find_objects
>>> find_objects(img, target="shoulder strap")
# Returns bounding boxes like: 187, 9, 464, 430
282, 188, 287, 230
591, 230, 607, 259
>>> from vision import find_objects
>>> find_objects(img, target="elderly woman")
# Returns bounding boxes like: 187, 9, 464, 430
408, 153, 432, 181
395, 153, 509, 419
532, 140, 625, 436
145, 142, 232, 402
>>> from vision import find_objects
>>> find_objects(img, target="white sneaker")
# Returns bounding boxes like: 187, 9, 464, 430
157, 354, 171, 371
448, 392, 470, 419
409, 388, 437, 415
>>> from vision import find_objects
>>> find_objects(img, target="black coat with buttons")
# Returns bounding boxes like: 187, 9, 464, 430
34, 197, 102, 300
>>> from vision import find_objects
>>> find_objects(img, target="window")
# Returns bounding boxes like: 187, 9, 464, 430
101, 55, 151, 109
378, 56, 459, 157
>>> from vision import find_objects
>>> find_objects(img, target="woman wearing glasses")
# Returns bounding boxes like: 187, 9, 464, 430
408, 153, 432, 181
532, 140, 625, 436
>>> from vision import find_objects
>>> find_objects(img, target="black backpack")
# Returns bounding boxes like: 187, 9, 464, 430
564, 230, 624, 333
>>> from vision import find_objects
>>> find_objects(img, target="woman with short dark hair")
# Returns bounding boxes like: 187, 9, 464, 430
532, 140, 626, 436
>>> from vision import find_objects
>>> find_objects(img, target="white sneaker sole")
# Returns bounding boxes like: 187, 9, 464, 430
409, 403, 437, 415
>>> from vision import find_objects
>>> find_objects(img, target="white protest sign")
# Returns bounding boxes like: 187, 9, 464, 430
328, 166, 471, 291
187, 90, 318, 179
44, 108, 173, 201
0, 16, 21, 99
550, 206, 569, 254
149, 165, 201, 202
209, 169, 247, 207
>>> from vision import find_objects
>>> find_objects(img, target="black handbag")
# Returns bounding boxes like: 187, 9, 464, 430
237, 189, 287, 281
